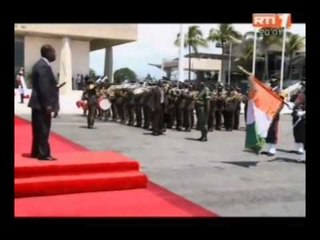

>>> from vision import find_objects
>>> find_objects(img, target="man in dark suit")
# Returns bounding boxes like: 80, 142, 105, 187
28, 45, 58, 161
151, 81, 165, 136
84, 80, 98, 128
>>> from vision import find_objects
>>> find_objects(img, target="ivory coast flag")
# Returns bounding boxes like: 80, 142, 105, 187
245, 77, 283, 153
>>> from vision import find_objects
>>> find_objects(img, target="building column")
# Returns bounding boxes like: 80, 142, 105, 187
59, 37, 72, 95
165, 69, 171, 80
104, 47, 113, 83
217, 70, 221, 83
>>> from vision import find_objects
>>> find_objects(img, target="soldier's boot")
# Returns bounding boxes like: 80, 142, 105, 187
198, 130, 204, 141
200, 130, 208, 142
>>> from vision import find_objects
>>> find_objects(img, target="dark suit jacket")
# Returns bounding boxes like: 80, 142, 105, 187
85, 88, 98, 106
28, 58, 58, 110
152, 87, 165, 112
184, 91, 194, 110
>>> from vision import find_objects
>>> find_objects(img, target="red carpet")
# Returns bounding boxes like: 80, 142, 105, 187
15, 116, 218, 217
15, 151, 141, 178
16, 171, 148, 198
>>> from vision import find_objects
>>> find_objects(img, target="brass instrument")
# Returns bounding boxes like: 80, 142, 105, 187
133, 86, 155, 95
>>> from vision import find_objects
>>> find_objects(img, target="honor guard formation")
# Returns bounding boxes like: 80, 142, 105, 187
76, 78, 246, 141
74, 75, 305, 160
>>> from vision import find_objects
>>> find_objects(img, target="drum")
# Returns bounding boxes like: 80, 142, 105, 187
82, 100, 88, 110
98, 98, 111, 110
76, 100, 82, 108
76, 100, 88, 110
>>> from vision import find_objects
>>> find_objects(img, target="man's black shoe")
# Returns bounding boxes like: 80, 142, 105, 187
38, 156, 57, 161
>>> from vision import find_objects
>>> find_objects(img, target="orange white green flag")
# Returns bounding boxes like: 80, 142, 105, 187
245, 76, 284, 153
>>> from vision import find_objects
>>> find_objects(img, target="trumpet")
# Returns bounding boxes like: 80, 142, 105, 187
133, 86, 154, 95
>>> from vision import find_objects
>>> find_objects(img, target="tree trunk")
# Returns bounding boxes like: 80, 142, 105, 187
188, 45, 191, 81
220, 43, 225, 84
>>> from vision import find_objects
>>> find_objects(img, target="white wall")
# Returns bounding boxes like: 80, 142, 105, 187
24, 35, 89, 93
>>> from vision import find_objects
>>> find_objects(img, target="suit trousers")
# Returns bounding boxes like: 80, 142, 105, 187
87, 104, 97, 127
31, 108, 52, 158
153, 104, 164, 134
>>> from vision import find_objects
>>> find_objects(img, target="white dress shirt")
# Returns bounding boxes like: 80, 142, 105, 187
160, 88, 164, 103
41, 57, 51, 66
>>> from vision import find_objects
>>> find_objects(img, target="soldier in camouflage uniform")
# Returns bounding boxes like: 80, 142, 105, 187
208, 87, 216, 132
195, 82, 211, 141
224, 87, 237, 131
142, 87, 153, 130
183, 84, 195, 132
233, 87, 242, 130
214, 85, 225, 130
134, 91, 143, 128
126, 88, 135, 126
175, 84, 186, 131
163, 84, 176, 129
115, 89, 126, 123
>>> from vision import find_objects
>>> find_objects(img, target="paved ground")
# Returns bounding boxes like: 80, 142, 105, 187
17, 109, 305, 217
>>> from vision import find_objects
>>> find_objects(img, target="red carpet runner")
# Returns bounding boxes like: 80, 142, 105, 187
15, 116, 217, 217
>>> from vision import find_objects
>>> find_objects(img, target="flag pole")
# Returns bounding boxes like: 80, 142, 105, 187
178, 24, 185, 87
279, 14, 289, 91
252, 27, 258, 78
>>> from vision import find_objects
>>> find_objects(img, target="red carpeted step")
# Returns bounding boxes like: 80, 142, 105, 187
15, 171, 148, 198
15, 151, 141, 178
16, 162, 139, 178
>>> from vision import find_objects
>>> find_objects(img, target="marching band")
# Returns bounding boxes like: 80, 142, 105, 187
75, 79, 246, 139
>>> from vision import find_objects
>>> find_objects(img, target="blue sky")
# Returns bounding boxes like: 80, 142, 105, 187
89, 24, 306, 79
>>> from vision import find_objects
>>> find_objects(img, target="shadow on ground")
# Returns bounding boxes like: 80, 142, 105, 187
268, 157, 305, 164
79, 126, 97, 129
185, 137, 201, 141
221, 161, 259, 168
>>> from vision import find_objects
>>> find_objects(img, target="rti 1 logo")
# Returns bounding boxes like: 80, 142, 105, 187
253, 14, 292, 28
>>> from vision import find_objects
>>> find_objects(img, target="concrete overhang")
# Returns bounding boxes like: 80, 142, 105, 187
15, 24, 137, 50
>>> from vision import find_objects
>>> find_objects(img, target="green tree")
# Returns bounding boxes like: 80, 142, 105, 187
89, 68, 96, 79
286, 34, 305, 79
244, 29, 284, 81
234, 38, 264, 74
174, 25, 208, 81
145, 74, 152, 80
207, 24, 242, 83
113, 68, 137, 84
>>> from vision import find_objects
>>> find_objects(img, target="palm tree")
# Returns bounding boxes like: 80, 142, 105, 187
235, 39, 254, 71
235, 38, 265, 72
207, 24, 241, 84
174, 25, 208, 81
244, 28, 284, 81
286, 34, 305, 79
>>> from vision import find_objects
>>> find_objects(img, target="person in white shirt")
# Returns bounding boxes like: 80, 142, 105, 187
16, 68, 26, 103
76, 74, 81, 90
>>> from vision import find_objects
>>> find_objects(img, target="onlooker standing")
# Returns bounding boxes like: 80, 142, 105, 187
76, 74, 81, 90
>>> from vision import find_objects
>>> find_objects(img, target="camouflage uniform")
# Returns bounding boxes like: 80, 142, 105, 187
195, 86, 211, 141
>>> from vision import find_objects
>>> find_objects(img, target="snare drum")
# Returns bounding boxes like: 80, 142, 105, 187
98, 98, 111, 110
76, 100, 88, 110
